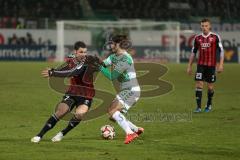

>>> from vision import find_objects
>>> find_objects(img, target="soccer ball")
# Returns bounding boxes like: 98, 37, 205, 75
100, 125, 115, 140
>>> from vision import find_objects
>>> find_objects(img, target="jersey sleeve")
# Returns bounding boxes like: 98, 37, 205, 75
50, 62, 85, 77
103, 54, 113, 67
216, 34, 224, 58
100, 55, 132, 81
191, 36, 198, 55
99, 66, 122, 80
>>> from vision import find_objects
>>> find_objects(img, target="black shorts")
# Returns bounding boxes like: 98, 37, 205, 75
195, 65, 216, 83
61, 95, 92, 111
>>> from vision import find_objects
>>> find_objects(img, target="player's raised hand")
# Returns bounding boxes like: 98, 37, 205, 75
187, 66, 192, 75
84, 55, 104, 72
41, 68, 51, 78
85, 55, 103, 66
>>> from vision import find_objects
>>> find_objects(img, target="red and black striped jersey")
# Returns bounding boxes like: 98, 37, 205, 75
52, 58, 95, 99
192, 32, 224, 67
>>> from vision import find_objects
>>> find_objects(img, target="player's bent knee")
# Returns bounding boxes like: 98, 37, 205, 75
75, 104, 89, 120
196, 81, 204, 88
207, 85, 214, 91
108, 106, 120, 116
55, 109, 69, 119
108, 99, 124, 117
108, 108, 115, 117
54, 103, 70, 119
55, 111, 67, 119
75, 111, 87, 120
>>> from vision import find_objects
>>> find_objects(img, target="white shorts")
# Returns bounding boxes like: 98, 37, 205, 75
116, 86, 141, 113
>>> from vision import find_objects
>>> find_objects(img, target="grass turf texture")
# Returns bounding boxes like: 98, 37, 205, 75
0, 62, 239, 160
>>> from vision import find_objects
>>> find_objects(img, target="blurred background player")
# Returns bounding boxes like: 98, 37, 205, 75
94, 35, 143, 144
187, 18, 224, 113
31, 41, 97, 143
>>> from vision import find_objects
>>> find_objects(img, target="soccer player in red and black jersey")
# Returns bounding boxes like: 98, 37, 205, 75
31, 41, 98, 143
187, 18, 224, 113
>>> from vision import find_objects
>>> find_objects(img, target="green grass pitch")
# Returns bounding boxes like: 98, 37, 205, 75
0, 62, 239, 160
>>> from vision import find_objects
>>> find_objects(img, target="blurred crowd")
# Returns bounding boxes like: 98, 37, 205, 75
0, 0, 83, 19
89, 0, 240, 20
0, 0, 240, 28
7, 32, 51, 45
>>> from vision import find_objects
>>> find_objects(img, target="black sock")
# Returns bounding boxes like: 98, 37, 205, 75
37, 114, 59, 138
61, 116, 81, 136
195, 88, 202, 108
207, 89, 214, 107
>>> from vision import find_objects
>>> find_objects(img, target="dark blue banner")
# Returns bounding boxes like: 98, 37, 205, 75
0, 45, 56, 61
0, 45, 238, 63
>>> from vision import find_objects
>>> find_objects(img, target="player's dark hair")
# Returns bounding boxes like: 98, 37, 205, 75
200, 18, 212, 30
111, 35, 131, 49
201, 18, 211, 24
111, 35, 128, 43
74, 41, 86, 50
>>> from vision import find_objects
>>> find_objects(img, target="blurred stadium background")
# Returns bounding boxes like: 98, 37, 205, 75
0, 0, 239, 63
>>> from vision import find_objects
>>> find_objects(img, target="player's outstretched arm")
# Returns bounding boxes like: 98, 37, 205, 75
99, 66, 129, 81
41, 68, 51, 78
99, 66, 121, 80
41, 63, 85, 78
84, 55, 107, 72
85, 55, 104, 66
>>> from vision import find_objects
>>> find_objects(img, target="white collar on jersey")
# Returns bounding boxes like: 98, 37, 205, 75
201, 32, 212, 38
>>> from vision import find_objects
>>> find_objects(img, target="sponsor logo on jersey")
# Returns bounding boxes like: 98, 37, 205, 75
201, 43, 211, 48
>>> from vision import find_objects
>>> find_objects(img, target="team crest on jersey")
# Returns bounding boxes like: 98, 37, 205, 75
209, 37, 214, 42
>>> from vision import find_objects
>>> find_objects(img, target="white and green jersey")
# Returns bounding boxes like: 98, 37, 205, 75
103, 52, 139, 90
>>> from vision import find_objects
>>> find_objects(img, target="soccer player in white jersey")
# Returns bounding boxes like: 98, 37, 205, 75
96, 35, 143, 144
